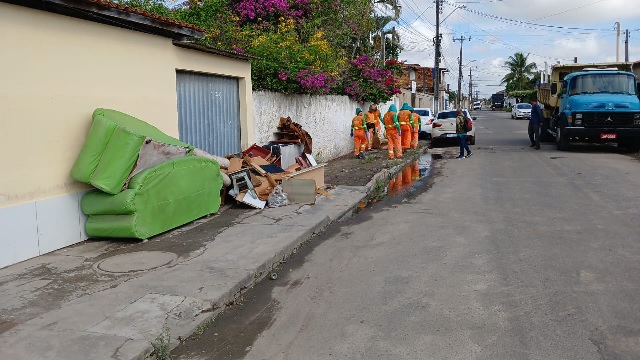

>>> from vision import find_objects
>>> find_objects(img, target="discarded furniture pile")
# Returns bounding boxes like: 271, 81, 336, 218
71, 108, 224, 239
71, 111, 330, 239
221, 117, 331, 209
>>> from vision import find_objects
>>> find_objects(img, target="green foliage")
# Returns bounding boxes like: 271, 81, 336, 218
152, 324, 172, 360
502, 52, 538, 92
448, 90, 456, 103
116, 0, 404, 101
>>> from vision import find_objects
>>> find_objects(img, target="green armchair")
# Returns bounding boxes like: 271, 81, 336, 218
71, 109, 222, 239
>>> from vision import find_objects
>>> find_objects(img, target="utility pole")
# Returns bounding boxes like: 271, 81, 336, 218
615, 22, 620, 62
453, 36, 469, 109
468, 67, 473, 103
625, 29, 629, 62
433, 0, 441, 113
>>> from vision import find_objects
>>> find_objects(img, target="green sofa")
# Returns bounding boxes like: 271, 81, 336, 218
71, 109, 223, 239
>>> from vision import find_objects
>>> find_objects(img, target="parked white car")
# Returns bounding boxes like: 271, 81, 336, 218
431, 109, 476, 146
413, 108, 434, 139
511, 103, 532, 119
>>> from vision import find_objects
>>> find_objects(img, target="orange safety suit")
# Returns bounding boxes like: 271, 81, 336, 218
397, 105, 413, 151
351, 110, 367, 156
383, 104, 402, 159
365, 105, 382, 150
410, 112, 421, 149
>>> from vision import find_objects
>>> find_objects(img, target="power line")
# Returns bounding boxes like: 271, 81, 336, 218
445, 0, 616, 32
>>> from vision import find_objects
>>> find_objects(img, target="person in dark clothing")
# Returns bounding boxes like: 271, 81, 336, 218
528, 96, 543, 150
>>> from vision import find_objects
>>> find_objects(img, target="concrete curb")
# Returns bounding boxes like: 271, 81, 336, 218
364, 146, 431, 192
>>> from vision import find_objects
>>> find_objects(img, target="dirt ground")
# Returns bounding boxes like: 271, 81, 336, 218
323, 139, 430, 187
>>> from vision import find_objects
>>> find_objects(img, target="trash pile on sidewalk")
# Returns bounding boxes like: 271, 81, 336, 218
221, 117, 332, 209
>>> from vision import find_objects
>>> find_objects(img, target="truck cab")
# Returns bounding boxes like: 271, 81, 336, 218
553, 69, 640, 151
538, 63, 640, 152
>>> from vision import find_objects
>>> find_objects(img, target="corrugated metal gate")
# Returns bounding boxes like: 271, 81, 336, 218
176, 71, 241, 156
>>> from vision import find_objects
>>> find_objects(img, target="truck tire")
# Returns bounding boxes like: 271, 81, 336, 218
556, 126, 569, 151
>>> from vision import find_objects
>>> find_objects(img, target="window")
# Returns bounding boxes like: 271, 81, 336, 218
569, 74, 637, 95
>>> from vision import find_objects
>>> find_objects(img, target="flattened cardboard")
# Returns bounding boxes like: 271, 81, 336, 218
282, 179, 316, 204
283, 163, 325, 188
228, 158, 244, 173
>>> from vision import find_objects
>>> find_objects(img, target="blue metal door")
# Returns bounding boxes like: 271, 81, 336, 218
176, 71, 241, 156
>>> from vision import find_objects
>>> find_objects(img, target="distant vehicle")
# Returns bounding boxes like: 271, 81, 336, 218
511, 103, 532, 119
431, 109, 476, 147
472, 101, 482, 110
413, 108, 434, 139
537, 62, 640, 151
491, 93, 505, 110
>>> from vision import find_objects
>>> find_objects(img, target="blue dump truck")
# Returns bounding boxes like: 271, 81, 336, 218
491, 93, 504, 110
538, 62, 640, 152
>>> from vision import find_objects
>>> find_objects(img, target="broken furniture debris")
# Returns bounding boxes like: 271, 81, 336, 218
221, 116, 332, 209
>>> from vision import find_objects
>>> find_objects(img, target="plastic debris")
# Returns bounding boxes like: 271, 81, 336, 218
267, 185, 290, 207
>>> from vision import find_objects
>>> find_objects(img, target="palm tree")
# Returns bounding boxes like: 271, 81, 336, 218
501, 52, 537, 91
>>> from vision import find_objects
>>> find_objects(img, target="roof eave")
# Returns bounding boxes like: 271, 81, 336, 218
3, 0, 204, 40
173, 41, 257, 61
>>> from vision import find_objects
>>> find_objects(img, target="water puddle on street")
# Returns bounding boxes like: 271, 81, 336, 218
356, 153, 433, 211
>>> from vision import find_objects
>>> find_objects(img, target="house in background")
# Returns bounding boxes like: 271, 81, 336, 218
0, 0, 255, 268
394, 63, 448, 111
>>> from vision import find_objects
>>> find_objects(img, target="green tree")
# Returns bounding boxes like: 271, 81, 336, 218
501, 52, 537, 92
448, 90, 456, 104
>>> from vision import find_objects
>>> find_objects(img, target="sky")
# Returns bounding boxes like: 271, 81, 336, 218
381, 0, 640, 100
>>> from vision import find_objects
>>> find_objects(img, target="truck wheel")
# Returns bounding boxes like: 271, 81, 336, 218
556, 126, 569, 151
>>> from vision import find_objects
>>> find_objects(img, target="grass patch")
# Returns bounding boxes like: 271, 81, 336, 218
153, 324, 172, 360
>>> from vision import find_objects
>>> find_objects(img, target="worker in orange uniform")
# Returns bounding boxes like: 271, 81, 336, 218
365, 103, 382, 150
383, 104, 402, 159
397, 102, 414, 151
350, 107, 368, 159
410, 109, 421, 149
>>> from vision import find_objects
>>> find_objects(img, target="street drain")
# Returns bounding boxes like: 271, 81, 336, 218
95, 251, 178, 274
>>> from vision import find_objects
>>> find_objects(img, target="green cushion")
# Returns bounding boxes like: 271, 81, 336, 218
81, 156, 222, 239
71, 108, 193, 194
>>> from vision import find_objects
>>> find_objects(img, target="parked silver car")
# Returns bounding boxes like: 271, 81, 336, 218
511, 103, 532, 119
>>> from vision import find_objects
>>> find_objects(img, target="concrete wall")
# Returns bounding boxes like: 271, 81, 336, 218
253, 91, 359, 162
252, 91, 418, 163
0, 2, 253, 267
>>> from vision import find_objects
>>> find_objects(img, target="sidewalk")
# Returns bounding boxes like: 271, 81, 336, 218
0, 149, 430, 360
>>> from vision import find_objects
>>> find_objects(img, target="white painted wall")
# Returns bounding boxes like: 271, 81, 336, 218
253, 91, 395, 162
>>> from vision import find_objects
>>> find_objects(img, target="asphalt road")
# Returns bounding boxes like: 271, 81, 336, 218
175, 110, 640, 360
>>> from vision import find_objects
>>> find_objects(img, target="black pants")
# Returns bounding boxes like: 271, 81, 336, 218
528, 122, 540, 148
